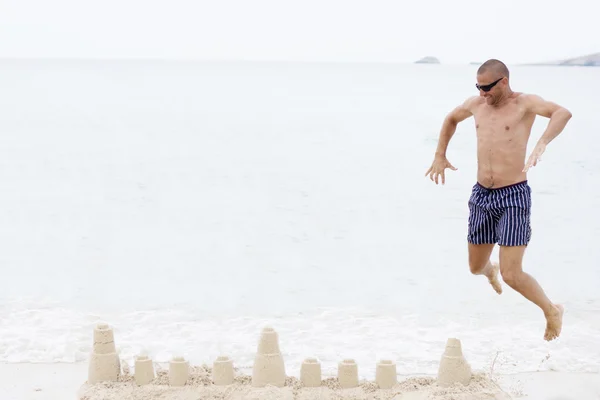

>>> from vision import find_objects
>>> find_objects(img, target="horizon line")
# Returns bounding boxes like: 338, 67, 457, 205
0, 56, 592, 67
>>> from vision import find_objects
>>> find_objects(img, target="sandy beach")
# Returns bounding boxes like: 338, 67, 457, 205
1, 362, 599, 400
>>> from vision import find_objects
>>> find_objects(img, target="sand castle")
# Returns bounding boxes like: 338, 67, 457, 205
437, 338, 472, 387
338, 359, 359, 388
376, 359, 398, 389
87, 323, 121, 384
300, 357, 321, 387
81, 323, 511, 399
169, 356, 190, 386
85, 323, 474, 388
252, 326, 286, 387
213, 356, 234, 386
134, 354, 155, 385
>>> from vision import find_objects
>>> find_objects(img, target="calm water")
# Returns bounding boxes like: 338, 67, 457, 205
0, 59, 598, 378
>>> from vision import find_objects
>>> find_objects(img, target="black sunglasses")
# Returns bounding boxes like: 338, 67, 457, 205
476, 77, 503, 92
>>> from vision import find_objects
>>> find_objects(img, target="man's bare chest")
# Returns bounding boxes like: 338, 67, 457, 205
473, 106, 531, 142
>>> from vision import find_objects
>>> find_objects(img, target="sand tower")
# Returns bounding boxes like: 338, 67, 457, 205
338, 359, 359, 388
437, 338, 472, 387
134, 354, 155, 385
169, 356, 190, 386
87, 323, 121, 384
213, 356, 235, 386
252, 326, 286, 387
376, 359, 398, 389
300, 357, 322, 387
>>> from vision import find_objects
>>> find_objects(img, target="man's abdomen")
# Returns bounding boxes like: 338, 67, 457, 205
477, 142, 527, 189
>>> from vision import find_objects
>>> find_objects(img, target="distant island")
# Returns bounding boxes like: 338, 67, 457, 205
413, 53, 599, 67
523, 52, 600, 67
415, 56, 440, 64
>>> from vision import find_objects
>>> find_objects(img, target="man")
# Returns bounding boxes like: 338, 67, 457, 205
425, 59, 572, 341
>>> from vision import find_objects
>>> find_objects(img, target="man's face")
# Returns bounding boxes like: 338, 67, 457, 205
476, 73, 505, 105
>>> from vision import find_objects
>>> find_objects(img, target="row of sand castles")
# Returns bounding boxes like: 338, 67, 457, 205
88, 323, 473, 389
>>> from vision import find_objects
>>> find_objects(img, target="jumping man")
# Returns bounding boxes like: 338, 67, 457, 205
425, 59, 572, 341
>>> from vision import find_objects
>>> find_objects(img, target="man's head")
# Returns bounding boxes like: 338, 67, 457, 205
476, 59, 511, 105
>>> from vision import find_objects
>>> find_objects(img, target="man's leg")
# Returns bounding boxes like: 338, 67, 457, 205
468, 243, 502, 294
467, 183, 502, 293
495, 182, 563, 340
499, 244, 563, 341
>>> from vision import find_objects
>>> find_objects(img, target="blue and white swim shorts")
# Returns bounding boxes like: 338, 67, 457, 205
467, 180, 532, 246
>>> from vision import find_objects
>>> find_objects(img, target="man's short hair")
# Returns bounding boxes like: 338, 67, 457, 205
478, 59, 510, 79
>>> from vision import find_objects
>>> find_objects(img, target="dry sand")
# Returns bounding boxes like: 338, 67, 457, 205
77, 364, 512, 400
3, 363, 599, 400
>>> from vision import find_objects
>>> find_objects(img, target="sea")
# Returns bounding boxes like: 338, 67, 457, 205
0, 59, 598, 379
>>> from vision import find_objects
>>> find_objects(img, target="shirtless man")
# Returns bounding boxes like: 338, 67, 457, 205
425, 59, 572, 341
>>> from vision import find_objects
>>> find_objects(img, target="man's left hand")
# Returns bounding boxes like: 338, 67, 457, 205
523, 142, 546, 172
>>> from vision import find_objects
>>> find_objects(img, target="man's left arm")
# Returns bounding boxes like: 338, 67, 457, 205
523, 94, 573, 172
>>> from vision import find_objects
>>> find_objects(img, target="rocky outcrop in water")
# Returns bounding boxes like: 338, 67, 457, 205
558, 52, 600, 66
415, 56, 440, 64
529, 52, 600, 66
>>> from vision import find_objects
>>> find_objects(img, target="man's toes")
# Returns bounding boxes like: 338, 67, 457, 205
544, 326, 559, 341
494, 281, 502, 294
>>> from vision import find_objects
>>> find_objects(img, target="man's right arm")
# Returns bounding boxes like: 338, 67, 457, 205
425, 97, 478, 184
434, 97, 477, 158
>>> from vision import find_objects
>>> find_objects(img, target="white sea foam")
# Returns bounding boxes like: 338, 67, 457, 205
1, 300, 599, 378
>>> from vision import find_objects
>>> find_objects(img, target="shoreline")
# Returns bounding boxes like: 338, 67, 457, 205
1, 362, 599, 400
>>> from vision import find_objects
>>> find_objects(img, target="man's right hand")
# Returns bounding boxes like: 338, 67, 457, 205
425, 155, 457, 185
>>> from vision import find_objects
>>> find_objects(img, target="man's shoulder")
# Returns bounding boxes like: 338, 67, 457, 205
514, 92, 541, 105
462, 96, 485, 109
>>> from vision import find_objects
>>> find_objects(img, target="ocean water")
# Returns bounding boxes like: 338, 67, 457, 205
0, 59, 598, 379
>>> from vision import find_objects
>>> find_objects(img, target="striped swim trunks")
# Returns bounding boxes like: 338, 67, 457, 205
467, 180, 532, 246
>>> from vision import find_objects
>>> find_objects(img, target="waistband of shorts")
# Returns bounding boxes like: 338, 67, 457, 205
475, 180, 528, 191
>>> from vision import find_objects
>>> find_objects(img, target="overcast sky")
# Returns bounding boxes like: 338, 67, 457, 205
1, 0, 596, 64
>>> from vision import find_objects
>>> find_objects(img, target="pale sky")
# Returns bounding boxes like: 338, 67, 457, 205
1, 0, 597, 64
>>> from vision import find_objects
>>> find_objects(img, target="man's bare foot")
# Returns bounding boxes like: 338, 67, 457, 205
544, 304, 564, 341
485, 262, 502, 294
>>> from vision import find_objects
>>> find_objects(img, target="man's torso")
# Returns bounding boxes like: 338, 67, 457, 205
470, 93, 536, 188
